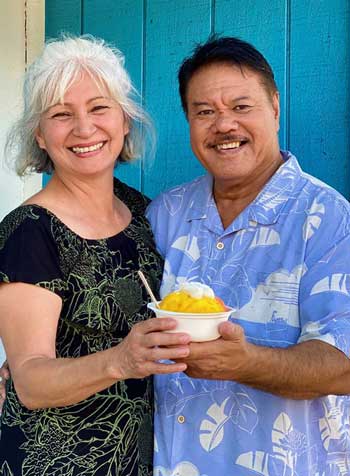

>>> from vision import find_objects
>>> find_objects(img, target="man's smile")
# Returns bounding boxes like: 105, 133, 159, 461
215, 140, 247, 151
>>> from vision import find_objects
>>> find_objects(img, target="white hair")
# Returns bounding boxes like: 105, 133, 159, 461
6, 35, 155, 175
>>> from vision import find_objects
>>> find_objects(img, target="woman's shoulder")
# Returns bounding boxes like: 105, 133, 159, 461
113, 177, 150, 215
0, 204, 53, 250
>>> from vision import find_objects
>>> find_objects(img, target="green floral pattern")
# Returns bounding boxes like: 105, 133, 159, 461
0, 179, 163, 476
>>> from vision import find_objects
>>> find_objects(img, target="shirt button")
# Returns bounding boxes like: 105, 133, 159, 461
177, 415, 185, 424
216, 241, 224, 250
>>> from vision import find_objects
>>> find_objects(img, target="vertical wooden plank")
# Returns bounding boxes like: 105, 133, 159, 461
45, 0, 82, 38
215, 0, 288, 150
143, 0, 212, 198
83, 0, 144, 191
290, 0, 349, 197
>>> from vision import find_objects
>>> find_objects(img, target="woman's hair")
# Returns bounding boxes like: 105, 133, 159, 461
6, 35, 154, 175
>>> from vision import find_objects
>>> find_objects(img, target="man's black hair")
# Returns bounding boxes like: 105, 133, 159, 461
178, 35, 278, 114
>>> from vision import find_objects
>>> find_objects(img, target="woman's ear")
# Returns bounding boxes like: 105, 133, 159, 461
123, 114, 130, 137
35, 128, 46, 150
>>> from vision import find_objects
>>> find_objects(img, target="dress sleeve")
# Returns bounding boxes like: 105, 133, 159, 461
0, 207, 67, 298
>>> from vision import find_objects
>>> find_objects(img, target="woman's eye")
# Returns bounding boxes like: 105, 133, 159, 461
52, 112, 71, 119
91, 105, 109, 113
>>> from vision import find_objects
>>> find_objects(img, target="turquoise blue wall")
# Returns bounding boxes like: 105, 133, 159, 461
46, 0, 350, 198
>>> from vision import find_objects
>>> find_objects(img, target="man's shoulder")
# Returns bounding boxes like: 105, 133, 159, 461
298, 168, 350, 212
283, 152, 350, 214
148, 175, 208, 212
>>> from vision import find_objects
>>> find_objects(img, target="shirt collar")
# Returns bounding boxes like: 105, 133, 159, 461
186, 151, 303, 226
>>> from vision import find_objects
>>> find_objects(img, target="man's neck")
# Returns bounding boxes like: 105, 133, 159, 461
213, 154, 284, 229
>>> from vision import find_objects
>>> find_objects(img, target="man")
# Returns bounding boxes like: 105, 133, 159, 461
147, 36, 350, 476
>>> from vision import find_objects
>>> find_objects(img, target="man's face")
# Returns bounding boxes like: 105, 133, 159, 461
186, 62, 281, 192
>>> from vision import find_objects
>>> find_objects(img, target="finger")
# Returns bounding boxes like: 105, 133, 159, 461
143, 331, 191, 348
218, 321, 244, 341
135, 317, 181, 334
148, 345, 190, 361
148, 361, 187, 375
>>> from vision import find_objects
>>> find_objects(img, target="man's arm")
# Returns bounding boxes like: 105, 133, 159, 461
179, 320, 350, 399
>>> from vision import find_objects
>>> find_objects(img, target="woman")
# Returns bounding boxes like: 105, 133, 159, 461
0, 36, 190, 476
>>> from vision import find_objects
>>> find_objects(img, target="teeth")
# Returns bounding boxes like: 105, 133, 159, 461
72, 142, 104, 153
216, 141, 241, 150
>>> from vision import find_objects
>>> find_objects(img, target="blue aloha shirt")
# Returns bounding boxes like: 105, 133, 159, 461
146, 151, 350, 476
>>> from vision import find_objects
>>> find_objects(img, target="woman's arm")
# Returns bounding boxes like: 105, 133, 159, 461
0, 282, 190, 410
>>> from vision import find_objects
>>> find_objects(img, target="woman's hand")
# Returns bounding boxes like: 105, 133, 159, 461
115, 317, 191, 379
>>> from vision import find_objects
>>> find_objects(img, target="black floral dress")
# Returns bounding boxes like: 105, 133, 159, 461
0, 179, 163, 476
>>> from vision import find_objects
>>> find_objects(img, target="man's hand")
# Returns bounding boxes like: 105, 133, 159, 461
179, 321, 253, 380
0, 360, 9, 413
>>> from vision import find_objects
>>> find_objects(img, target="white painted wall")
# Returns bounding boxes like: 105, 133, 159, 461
0, 0, 44, 364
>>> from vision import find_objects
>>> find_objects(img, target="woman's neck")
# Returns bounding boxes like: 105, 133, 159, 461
24, 172, 132, 240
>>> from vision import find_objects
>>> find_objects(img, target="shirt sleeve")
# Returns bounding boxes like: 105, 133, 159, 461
298, 207, 350, 357
0, 207, 66, 298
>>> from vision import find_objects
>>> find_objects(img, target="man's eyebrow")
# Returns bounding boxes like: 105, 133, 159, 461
233, 95, 251, 101
191, 101, 211, 108
191, 96, 252, 108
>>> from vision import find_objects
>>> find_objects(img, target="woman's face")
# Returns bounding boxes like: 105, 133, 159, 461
35, 73, 129, 179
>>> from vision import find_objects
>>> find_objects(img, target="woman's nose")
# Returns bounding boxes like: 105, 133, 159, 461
72, 113, 97, 137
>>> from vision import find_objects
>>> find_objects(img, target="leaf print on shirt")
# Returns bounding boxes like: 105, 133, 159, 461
159, 259, 177, 298
249, 227, 281, 248
302, 199, 325, 241
164, 377, 204, 416
163, 187, 185, 216
199, 399, 229, 451
235, 450, 294, 476
272, 412, 307, 468
154, 461, 201, 476
236, 412, 318, 476
199, 389, 258, 452
310, 274, 350, 296
319, 395, 350, 471
171, 235, 200, 261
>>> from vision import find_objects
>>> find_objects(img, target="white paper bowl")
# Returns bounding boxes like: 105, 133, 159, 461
147, 302, 234, 342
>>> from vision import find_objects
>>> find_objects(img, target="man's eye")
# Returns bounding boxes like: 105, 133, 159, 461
198, 110, 214, 116
234, 105, 251, 111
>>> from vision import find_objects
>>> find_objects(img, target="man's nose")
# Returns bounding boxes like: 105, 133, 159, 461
72, 113, 97, 137
212, 111, 239, 133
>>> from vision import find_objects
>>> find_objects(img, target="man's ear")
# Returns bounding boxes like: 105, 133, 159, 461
272, 91, 280, 132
